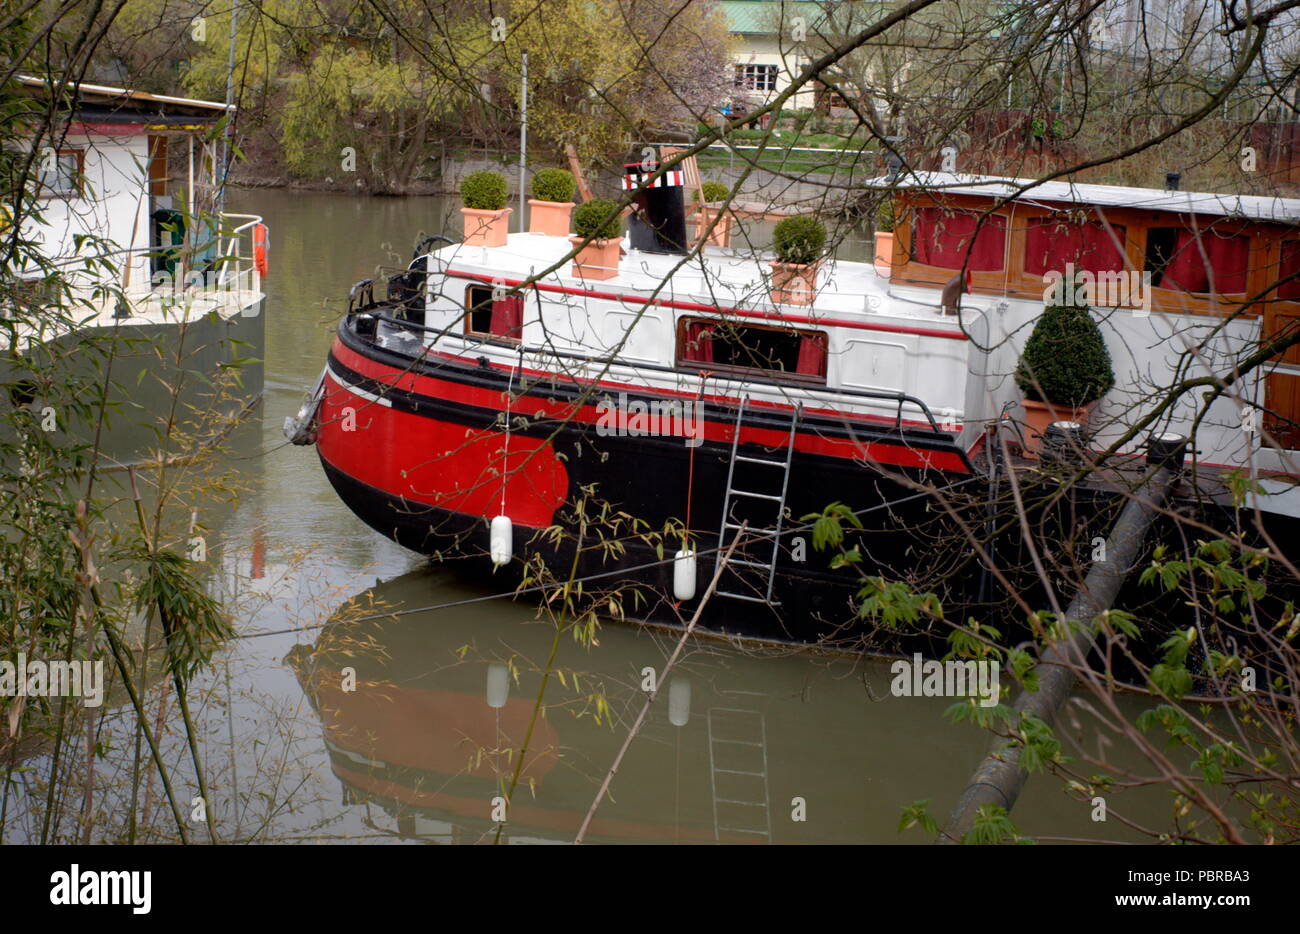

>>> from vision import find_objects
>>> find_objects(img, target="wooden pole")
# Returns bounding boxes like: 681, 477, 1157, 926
565, 144, 592, 203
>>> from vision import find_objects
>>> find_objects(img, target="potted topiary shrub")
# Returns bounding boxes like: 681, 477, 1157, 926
873, 197, 894, 276
528, 168, 576, 236
1014, 294, 1116, 456
769, 215, 826, 304
461, 170, 511, 247
692, 180, 733, 248
570, 199, 623, 280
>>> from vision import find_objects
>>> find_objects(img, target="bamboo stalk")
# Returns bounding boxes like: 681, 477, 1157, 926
574, 525, 746, 845
490, 521, 588, 846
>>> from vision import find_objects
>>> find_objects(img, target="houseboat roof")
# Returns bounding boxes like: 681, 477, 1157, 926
14, 74, 234, 123
869, 172, 1300, 226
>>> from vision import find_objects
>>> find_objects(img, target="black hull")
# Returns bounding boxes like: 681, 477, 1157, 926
313, 315, 1037, 650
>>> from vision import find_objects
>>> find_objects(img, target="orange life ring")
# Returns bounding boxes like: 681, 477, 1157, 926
253, 223, 269, 278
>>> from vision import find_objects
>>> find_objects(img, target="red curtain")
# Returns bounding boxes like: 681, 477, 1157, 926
1024, 218, 1127, 276
1280, 240, 1300, 300
796, 333, 827, 376
490, 295, 523, 338
682, 321, 714, 362
912, 207, 1007, 271
1163, 230, 1250, 294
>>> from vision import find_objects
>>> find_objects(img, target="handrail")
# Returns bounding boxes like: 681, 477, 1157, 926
216, 212, 263, 290
351, 304, 948, 434
21, 211, 264, 297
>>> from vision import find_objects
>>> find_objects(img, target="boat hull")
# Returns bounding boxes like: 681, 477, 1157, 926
1, 298, 265, 467
316, 317, 985, 647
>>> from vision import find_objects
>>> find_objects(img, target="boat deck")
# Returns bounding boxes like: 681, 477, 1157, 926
431, 233, 972, 328
2, 288, 263, 353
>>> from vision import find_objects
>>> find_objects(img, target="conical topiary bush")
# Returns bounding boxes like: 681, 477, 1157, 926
1015, 302, 1115, 406
1014, 300, 1115, 457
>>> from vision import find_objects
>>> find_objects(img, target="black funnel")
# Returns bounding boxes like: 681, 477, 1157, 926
623, 152, 688, 254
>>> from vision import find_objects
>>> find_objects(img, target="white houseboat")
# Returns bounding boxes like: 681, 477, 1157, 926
3, 75, 267, 464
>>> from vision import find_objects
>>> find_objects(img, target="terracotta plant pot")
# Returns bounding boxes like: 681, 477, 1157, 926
769, 259, 821, 305
1019, 398, 1093, 457
528, 199, 573, 236
570, 236, 622, 281
693, 206, 732, 248
461, 206, 512, 247
873, 231, 894, 276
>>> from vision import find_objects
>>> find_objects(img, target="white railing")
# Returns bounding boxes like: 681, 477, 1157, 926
216, 212, 263, 296
21, 212, 264, 316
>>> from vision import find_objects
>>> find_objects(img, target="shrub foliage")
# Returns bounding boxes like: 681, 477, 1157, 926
461, 170, 508, 210
1015, 301, 1116, 405
773, 215, 827, 265
573, 198, 622, 241
531, 168, 576, 203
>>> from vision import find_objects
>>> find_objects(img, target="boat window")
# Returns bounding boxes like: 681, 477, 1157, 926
678, 318, 827, 382
1144, 226, 1250, 294
464, 284, 523, 341
911, 207, 1006, 271
1024, 216, 1127, 277
1279, 240, 1300, 300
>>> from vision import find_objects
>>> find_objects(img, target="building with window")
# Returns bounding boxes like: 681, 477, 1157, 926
722, 1, 825, 112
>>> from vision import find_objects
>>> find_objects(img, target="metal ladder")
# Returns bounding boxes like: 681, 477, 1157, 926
714, 395, 801, 605
707, 705, 772, 843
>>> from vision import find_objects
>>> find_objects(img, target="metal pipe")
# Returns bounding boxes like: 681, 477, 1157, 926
220, 0, 239, 216
937, 440, 1183, 843
519, 50, 527, 233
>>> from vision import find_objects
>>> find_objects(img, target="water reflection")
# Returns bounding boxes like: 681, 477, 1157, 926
281, 566, 1161, 844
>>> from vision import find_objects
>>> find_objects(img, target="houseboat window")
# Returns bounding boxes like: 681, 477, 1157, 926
1144, 226, 1250, 294
911, 207, 1006, 271
678, 318, 827, 381
464, 284, 523, 340
1279, 240, 1300, 300
1024, 217, 1127, 276
735, 64, 778, 92
37, 148, 83, 196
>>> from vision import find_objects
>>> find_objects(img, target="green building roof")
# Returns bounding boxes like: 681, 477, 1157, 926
723, 1, 832, 36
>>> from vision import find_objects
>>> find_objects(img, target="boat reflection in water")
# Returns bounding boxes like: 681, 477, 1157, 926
283, 566, 1155, 845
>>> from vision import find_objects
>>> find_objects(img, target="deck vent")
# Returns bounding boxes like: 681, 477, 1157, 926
1165, 171, 1181, 191
623, 149, 688, 254
1041, 421, 1086, 466
1147, 433, 1188, 471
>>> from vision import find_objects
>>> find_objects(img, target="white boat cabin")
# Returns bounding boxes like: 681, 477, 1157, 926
414, 229, 970, 438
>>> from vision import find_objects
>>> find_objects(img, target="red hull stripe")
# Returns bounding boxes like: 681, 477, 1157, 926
329, 339, 972, 475
443, 269, 970, 342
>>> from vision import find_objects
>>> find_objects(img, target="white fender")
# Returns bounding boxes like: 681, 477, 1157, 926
672, 548, 697, 601
490, 514, 513, 567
